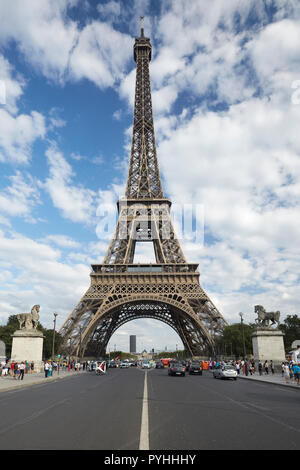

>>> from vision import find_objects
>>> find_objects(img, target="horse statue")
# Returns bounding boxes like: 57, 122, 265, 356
17, 305, 40, 330
254, 305, 280, 328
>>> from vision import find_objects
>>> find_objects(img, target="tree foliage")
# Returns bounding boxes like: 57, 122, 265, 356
279, 315, 300, 350
214, 323, 254, 358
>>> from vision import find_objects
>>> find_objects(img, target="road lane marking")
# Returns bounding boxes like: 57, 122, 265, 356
139, 371, 149, 450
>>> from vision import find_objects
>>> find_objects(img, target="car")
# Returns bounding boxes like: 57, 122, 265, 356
189, 361, 202, 375
168, 361, 186, 377
119, 361, 130, 368
108, 361, 116, 368
155, 361, 164, 369
213, 365, 237, 380
141, 361, 151, 369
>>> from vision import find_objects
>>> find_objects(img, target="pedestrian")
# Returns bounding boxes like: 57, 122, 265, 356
44, 361, 50, 378
258, 361, 263, 376
1, 362, 8, 377
10, 360, 15, 377
19, 362, 25, 380
289, 363, 294, 382
264, 360, 269, 375
14, 362, 19, 379
30, 361, 34, 373
283, 362, 290, 384
270, 360, 275, 375
15, 363, 20, 380
281, 362, 285, 377
293, 363, 300, 386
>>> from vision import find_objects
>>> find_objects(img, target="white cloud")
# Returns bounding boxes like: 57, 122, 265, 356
0, 171, 40, 221
0, 228, 90, 328
0, 109, 46, 165
44, 145, 97, 224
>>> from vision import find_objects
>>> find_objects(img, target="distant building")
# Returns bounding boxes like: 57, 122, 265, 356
130, 335, 136, 353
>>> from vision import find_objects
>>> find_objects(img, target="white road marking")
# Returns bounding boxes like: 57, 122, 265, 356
139, 371, 149, 450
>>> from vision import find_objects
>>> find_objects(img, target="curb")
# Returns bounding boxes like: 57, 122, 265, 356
237, 374, 300, 390
0, 372, 82, 393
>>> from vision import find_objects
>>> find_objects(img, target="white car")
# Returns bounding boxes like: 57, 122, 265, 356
120, 361, 130, 368
141, 361, 151, 369
213, 365, 237, 380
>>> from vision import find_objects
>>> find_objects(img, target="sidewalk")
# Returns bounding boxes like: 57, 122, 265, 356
237, 371, 300, 389
0, 369, 84, 393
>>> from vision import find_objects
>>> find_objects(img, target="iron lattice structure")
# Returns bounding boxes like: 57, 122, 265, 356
59, 29, 228, 358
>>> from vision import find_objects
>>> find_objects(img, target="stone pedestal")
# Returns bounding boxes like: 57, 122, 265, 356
252, 328, 286, 367
11, 329, 44, 372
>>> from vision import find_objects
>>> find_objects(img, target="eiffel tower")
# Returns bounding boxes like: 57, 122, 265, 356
59, 26, 228, 358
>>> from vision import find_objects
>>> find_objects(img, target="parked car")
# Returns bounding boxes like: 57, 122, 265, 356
120, 361, 130, 368
168, 361, 186, 377
213, 365, 237, 380
142, 360, 151, 369
155, 361, 164, 369
189, 361, 202, 375
108, 361, 116, 368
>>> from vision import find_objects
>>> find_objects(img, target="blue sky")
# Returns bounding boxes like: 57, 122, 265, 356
0, 0, 300, 352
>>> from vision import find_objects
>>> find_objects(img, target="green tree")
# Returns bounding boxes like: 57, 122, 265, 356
279, 315, 300, 350
215, 323, 254, 358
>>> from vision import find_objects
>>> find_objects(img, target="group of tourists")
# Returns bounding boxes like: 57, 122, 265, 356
282, 361, 300, 385
0, 359, 34, 379
43, 359, 90, 377
209, 358, 300, 385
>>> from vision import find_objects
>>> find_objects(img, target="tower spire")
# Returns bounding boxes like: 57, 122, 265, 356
126, 22, 162, 199
140, 16, 145, 37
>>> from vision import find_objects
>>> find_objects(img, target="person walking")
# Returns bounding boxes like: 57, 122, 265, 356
283, 362, 290, 384
44, 361, 50, 378
264, 360, 269, 375
19, 362, 25, 380
15, 363, 20, 380
293, 363, 300, 385
10, 360, 15, 377
258, 360, 263, 376
270, 360, 275, 375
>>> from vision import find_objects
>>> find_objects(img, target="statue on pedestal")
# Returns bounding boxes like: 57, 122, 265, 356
254, 305, 280, 328
11, 305, 44, 372
17, 305, 40, 330
252, 305, 285, 366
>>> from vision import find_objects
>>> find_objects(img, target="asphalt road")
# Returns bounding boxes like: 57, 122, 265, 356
0, 368, 299, 450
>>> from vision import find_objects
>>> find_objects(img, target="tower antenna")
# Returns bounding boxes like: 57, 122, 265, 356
140, 16, 144, 37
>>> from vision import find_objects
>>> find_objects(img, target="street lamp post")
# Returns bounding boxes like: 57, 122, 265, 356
52, 312, 58, 366
239, 312, 247, 359
79, 326, 82, 363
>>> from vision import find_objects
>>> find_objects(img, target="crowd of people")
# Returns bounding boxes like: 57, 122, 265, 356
0, 359, 35, 380
209, 359, 300, 385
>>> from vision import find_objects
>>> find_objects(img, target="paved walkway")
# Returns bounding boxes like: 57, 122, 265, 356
0, 369, 85, 393
237, 371, 300, 389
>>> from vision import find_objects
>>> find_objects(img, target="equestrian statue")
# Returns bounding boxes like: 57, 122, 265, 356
254, 305, 280, 328
17, 305, 40, 330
